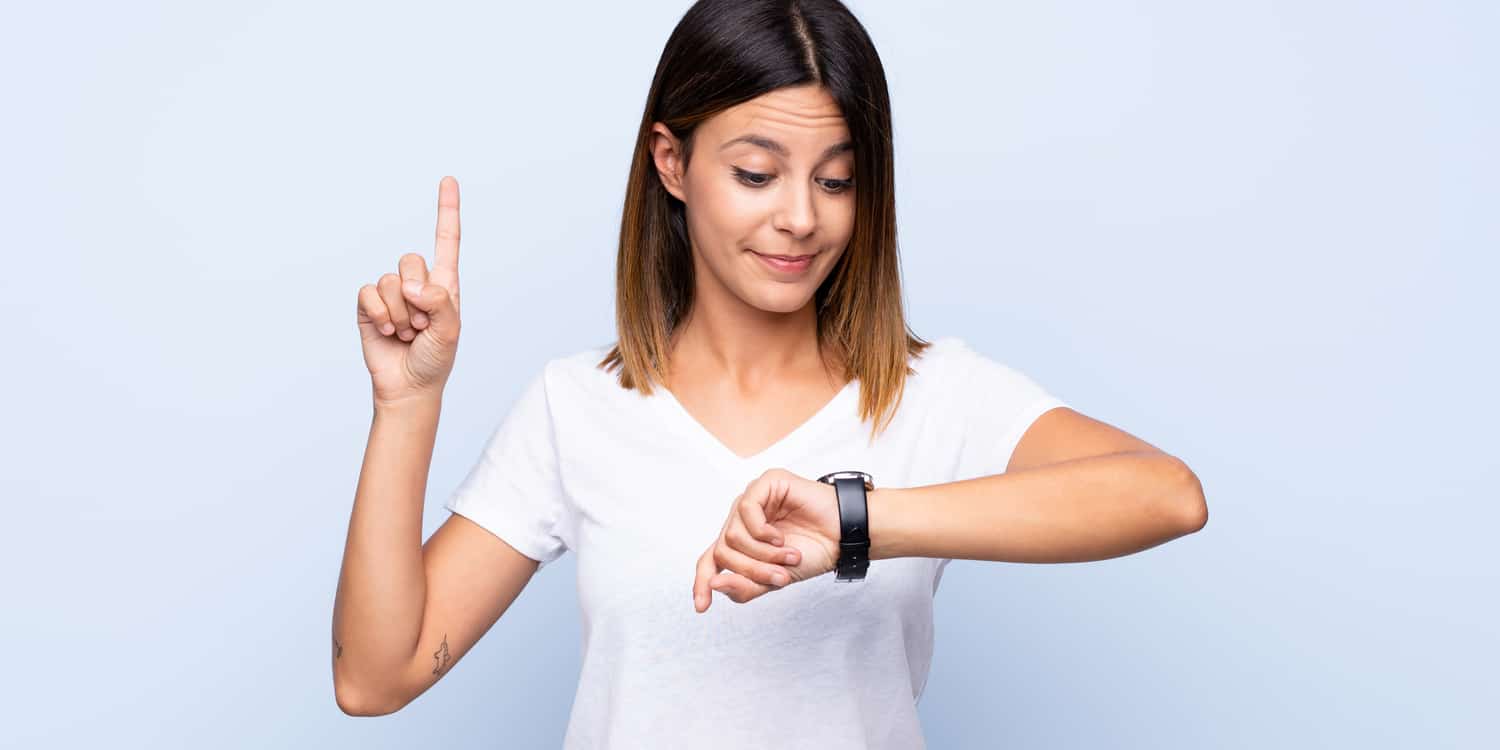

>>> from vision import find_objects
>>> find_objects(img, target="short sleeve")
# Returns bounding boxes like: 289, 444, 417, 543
948, 338, 1069, 479
444, 365, 570, 568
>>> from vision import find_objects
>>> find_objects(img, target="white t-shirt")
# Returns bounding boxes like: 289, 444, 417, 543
444, 335, 1069, 749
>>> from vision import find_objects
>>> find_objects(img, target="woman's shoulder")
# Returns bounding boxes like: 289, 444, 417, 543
538, 341, 617, 383
908, 334, 1045, 392
914, 334, 1029, 367
915, 334, 1065, 408
908, 334, 972, 377
530, 341, 642, 404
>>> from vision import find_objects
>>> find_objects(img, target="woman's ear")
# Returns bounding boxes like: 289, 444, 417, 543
650, 122, 687, 202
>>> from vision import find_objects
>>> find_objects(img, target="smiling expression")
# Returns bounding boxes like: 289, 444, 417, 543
653, 84, 857, 315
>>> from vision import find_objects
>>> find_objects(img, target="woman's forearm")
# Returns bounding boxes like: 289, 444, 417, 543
331, 395, 442, 711
868, 451, 1206, 564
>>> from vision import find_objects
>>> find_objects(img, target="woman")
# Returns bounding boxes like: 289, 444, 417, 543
332, 0, 1208, 746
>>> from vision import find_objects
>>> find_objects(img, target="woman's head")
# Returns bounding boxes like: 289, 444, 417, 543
651, 83, 856, 318
604, 0, 930, 436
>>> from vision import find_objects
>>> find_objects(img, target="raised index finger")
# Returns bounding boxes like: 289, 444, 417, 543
431, 176, 461, 300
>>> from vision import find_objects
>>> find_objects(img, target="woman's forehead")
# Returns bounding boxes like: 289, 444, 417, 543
707, 86, 850, 154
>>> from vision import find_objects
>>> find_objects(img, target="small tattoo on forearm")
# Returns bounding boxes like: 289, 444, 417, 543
333, 635, 342, 659
432, 634, 451, 675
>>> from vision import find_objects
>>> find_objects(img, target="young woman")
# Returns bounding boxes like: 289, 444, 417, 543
333, 0, 1208, 746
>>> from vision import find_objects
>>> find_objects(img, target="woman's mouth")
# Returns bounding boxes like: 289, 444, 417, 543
750, 249, 815, 275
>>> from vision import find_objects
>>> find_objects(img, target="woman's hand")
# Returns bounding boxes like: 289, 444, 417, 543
357, 176, 464, 408
693, 468, 843, 613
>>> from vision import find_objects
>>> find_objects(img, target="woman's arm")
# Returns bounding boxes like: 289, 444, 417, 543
332, 395, 550, 716
693, 408, 1206, 607
331, 397, 442, 713
868, 450, 1206, 564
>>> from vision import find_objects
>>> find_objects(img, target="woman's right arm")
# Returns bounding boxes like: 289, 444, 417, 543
332, 176, 542, 715
332, 395, 542, 716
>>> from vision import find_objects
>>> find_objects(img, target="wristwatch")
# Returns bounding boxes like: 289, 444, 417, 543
815, 470, 874, 581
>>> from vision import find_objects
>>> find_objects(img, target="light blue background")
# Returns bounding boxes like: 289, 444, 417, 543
2, 0, 1493, 747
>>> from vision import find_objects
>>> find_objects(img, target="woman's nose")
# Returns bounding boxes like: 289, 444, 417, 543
772, 180, 817, 238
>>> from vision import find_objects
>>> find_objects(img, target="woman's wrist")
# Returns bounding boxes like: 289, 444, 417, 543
373, 391, 444, 417
865, 486, 915, 561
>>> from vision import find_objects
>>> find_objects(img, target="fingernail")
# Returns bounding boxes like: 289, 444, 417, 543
772, 572, 788, 586
404, 280, 422, 296
784, 551, 796, 563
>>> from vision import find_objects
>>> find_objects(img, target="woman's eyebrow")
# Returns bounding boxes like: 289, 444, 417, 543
720, 134, 853, 162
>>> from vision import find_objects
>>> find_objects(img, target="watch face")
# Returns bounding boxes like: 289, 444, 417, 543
817, 470, 874, 490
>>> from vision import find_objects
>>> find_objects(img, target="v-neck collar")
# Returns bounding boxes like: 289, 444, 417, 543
651, 377, 859, 468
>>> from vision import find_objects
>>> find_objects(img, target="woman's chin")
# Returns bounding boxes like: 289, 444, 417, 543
745, 285, 816, 315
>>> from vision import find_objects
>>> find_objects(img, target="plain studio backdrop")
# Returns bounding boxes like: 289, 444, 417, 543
1, 0, 1493, 747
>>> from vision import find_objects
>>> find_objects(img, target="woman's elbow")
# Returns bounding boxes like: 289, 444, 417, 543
1173, 459, 1208, 532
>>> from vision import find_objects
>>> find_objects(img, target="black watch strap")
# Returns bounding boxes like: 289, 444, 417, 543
816, 471, 873, 581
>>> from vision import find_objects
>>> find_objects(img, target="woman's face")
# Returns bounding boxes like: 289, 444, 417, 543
652, 84, 856, 315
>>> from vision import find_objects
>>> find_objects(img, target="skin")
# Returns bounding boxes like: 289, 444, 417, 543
648, 84, 868, 610
672, 88, 1210, 613
334, 84, 863, 709
335, 86, 1208, 712
650, 84, 858, 462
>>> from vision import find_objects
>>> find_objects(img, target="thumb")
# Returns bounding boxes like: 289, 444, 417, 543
402, 279, 459, 343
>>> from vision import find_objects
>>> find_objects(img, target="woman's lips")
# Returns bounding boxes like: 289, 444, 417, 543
751, 249, 814, 274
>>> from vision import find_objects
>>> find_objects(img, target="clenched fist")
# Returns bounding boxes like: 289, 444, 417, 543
693, 469, 844, 613
357, 176, 464, 407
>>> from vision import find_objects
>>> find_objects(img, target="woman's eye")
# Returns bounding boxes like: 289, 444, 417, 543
732, 168, 771, 187
732, 167, 854, 194
822, 178, 854, 194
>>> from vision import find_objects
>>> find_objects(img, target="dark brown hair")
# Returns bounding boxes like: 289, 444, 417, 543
598, 0, 930, 442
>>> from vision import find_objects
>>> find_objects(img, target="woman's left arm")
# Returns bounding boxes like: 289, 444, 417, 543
872, 406, 1207, 564
693, 407, 1207, 610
